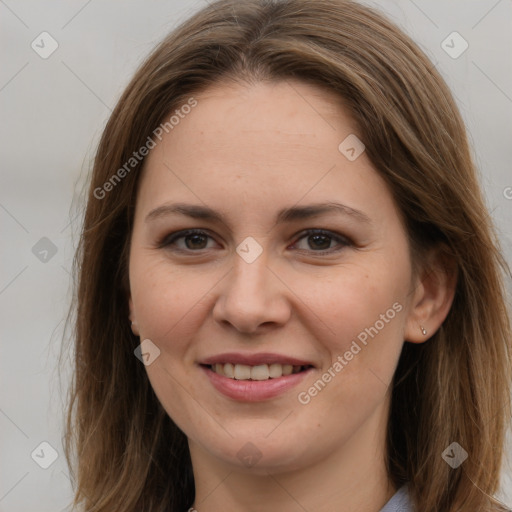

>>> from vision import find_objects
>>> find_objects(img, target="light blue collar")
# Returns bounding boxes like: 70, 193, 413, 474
378, 484, 412, 512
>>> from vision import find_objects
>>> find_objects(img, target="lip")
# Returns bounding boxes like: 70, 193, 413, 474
200, 364, 314, 402
199, 352, 315, 367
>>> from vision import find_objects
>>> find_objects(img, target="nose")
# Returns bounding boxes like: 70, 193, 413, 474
212, 250, 291, 334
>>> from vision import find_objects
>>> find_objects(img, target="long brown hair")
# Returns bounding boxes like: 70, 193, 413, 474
61, 0, 512, 510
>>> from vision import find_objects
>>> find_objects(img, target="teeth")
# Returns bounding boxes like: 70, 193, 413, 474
269, 363, 283, 378
223, 363, 234, 378
251, 364, 269, 381
210, 363, 307, 380
234, 364, 251, 380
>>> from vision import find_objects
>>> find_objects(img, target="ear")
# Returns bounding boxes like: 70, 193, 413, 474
404, 244, 457, 343
128, 294, 140, 336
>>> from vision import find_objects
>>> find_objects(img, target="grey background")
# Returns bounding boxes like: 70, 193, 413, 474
1, 0, 511, 510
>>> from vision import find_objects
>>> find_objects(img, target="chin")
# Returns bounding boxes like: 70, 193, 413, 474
198, 431, 321, 475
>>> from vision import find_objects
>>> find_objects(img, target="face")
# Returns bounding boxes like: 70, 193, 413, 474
128, 79, 419, 474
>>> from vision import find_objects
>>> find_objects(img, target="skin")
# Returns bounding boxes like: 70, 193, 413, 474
128, 79, 456, 512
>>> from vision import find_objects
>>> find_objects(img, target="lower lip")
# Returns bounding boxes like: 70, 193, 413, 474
200, 365, 314, 402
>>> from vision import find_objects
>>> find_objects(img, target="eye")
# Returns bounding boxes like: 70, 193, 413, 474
291, 229, 351, 254
158, 228, 352, 255
158, 229, 218, 252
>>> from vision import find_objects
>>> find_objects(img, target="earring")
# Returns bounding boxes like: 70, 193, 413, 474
420, 325, 427, 335
130, 320, 139, 335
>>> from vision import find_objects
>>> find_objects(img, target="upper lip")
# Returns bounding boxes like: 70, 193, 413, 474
199, 352, 315, 367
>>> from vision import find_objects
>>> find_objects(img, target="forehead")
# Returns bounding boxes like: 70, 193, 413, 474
178, 78, 351, 147
134, 79, 400, 230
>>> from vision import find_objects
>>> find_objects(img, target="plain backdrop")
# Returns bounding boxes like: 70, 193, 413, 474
1, 0, 511, 510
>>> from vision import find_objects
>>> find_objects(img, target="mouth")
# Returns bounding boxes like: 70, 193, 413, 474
202, 362, 313, 380
198, 353, 315, 401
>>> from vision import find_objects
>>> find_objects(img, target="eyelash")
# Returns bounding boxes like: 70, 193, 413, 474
158, 228, 352, 255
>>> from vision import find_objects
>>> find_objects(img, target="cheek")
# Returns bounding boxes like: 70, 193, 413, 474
292, 269, 407, 439
129, 256, 214, 429
129, 255, 209, 349
308, 256, 410, 382
310, 262, 405, 335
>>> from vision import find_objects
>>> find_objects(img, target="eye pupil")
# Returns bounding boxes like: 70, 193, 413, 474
186, 234, 207, 249
309, 234, 331, 250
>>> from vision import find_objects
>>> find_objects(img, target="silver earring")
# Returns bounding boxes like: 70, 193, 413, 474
420, 325, 427, 335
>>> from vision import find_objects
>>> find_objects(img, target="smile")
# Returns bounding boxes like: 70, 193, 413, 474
207, 362, 312, 380
199, 363, 314, 401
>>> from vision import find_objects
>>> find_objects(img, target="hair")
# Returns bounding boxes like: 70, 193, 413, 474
60, 0, 512, 510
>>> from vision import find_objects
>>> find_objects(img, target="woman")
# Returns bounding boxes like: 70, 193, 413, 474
62, 0, 512, 511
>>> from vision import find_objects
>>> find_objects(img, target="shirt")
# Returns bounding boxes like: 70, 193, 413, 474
378, 484, 412, 512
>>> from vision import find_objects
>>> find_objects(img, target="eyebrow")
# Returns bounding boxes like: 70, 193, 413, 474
145, 201, 372, 226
